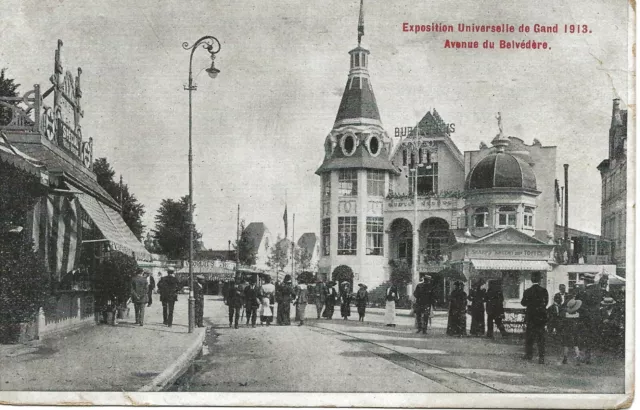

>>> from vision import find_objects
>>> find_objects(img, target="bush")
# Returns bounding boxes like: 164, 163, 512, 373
0, 234, 50, 324
332, 265, 354, 286
94, 251, 138, 311
297, 271, 315, 284
389, 259, 412, 287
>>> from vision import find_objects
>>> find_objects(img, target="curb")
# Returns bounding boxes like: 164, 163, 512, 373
139, 328, 206, 392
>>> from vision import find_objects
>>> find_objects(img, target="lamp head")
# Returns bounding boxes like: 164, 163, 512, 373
206, 61, 220, 79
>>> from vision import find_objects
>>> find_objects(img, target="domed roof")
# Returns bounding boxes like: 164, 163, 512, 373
467, 152, 537, 191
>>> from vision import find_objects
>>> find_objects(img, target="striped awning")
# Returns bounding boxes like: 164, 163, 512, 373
73, 189, 151, 261
471, 259, 551, 271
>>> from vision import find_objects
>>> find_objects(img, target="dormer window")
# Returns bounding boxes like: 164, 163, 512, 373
497, 206, 517, 227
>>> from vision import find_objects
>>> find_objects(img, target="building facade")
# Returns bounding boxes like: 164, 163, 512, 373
598, 98, 627, 276
315, 5, 616, 306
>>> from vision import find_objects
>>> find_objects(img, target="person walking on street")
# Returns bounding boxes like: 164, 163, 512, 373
131, 269, 149, 326
323, 281, 338, 319
276, 275, 295, 325
521, 271, 549, 364
468, 279, 486, 336
146, 272, 155, 307
228, 280, 244, 329
486, 279, 508, 338
547, 294, 562, 337
157, 269, 179, 327
259, 275, 276, 325
314, 279, 327, 319
339, 281, 352, 320
194, 275, 205, 328
414, 275, 435, 334
447, 281, 467, 337
579, 274, 606, 364
294, 277, 309, 326
384, 284, 399, 327
355, 283, 369, 322
244, 278, 261, 328
561, 294, 582, 365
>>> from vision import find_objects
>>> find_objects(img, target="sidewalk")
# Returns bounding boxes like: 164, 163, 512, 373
0, 295, 205, 391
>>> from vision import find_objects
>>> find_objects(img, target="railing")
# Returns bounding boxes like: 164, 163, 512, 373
0, 85, 42, 133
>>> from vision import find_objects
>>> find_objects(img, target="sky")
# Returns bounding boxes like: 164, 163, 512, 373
0, 0, 629, 249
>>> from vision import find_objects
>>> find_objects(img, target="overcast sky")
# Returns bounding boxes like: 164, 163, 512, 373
0, 0, 629, 249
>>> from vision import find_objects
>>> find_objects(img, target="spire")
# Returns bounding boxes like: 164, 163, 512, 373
358, 0, 364, 46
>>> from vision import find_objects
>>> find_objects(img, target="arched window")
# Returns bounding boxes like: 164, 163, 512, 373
497, 206, 517, 227
474, 207, 489, 228
424, 230, 450, 263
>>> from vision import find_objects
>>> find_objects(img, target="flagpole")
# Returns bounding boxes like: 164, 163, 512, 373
236, 204, 240, 280
292, 213, 295, 284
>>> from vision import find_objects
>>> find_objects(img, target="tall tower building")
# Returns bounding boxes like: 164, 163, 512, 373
315, 0, 399, 287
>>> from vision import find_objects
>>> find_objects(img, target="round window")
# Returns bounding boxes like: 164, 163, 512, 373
341, 134, 356, 156
369, 135, 380, 156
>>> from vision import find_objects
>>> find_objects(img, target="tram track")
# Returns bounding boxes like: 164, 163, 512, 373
307, 322, 504, 393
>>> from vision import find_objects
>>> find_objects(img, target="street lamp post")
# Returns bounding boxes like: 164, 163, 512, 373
182, 35, 221, 333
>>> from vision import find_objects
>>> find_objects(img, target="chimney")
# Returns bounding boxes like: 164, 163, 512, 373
563, 164, 569, 241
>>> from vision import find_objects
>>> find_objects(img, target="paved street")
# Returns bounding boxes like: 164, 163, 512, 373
175, 295, 625, 394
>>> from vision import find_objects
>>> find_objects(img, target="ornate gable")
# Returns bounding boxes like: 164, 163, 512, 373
474, 227, 547, 245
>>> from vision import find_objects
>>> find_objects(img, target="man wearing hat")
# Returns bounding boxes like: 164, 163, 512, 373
414, 275, 435, 334
194, 275, 205, 328
599, 296, 624, 353
323, 281, 338, 319
520, 271, 549, 364
355, 283, 369, 322
580, 274, 605, 364
130, 268, 149, 326
314, 279, 327, 319
276, 274, 295, 325
157, 269, 180, 327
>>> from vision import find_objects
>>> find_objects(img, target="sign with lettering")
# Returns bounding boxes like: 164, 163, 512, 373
57, 119, 81, 158
466, 245, 551, 260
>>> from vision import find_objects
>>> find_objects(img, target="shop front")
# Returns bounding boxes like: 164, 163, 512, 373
449, 228, 555, 308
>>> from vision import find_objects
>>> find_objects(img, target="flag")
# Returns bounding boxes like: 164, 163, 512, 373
554, 179, 561, 204
283, 204, 288, 238
357, 0, 364, 44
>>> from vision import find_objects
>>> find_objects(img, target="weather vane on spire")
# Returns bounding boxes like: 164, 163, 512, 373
358, 0, 364, 45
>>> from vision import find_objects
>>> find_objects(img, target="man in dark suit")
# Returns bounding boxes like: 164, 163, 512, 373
157, 270, 179, 327
131, 269, 149, 326
580, 275, 605, 364
521, 271, 549, 364
146, 272, 155, 307
194, 275, 205, 328
414, 275, 435, 334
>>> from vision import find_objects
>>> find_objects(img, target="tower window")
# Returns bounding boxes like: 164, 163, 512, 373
366, 217, 384, 255
322, 174, 331, 198
338, 216, 357, 255
524, 206, 534, 228
367, 170, 385, 196
397, 231, 412, 260
402, 150, 407, 166
497, 206, 517, 227
354, 53, 360, 67
338, 169, 358, 196
322, 218, 331, 256
474, 207, 489, 228
341, 134, 357, 156
368, 135, 380, 156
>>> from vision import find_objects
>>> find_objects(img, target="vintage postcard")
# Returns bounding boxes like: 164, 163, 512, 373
0, 0, 634, 408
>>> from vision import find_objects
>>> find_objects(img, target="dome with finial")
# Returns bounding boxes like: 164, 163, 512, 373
466, 113, 537, 191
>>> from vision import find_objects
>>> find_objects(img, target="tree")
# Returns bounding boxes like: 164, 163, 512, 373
234, 220, 257, 266
93, 158, 145, 240
389, 259, 412, 287
294, 245, 313, 272
0, 68, 20, 126
152, 196, 202, 260
297, 271, 315, 284
266, 236, 290, 273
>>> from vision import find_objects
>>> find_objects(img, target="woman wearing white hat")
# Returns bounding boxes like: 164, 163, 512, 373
561, 295, 582, 365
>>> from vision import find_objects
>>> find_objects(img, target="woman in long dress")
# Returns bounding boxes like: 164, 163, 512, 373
323, 282, 337, 319
259, 275, 276, 325
447, 281, 468, 336
468, 279, 486, 336
355, 284, 369, 322
339, 282, 352, 320
385, 284, 399, 327
294, 278, 309, 326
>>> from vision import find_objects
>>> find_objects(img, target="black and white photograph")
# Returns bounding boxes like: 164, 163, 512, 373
0, 0, 633, 408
